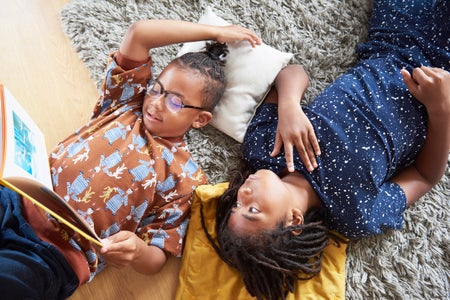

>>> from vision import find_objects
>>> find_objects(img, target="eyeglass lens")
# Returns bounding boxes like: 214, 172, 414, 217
147, 81, 184, 113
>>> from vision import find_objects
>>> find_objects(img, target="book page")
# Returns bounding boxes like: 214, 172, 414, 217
0, 85, 52, 188
1, 177, 102, 246
1, 84, 102, 247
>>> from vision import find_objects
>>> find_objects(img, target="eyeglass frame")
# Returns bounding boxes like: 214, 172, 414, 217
145, 79, 207, 113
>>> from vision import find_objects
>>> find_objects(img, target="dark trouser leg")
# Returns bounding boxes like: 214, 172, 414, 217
0, 187, 78, 300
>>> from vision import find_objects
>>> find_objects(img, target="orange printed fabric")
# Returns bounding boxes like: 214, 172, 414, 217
48, 52, 207, 280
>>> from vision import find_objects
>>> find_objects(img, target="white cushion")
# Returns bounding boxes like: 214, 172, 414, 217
177, 7, 293, 142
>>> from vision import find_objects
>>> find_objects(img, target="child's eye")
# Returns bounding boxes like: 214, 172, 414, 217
168, 95, 183, 108
147, 84, 161, 97
149, 88, 160, 96
249, 207, 260, 214
166, 94, 183, 112
232, 202, 241, 209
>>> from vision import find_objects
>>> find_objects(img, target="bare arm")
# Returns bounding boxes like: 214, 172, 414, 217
119, 19, 261, 62
392, 67, 450, 206
268, 64, 320, 172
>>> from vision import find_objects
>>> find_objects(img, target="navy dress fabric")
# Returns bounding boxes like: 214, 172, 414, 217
243, 0, 450, 238
0, 187, 78, 300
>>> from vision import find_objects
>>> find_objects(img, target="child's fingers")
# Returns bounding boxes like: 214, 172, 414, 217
417, 66, 446, 77
271, 131, 282, 157
227, 25, 261, 47
401, 68, 419, 95
410, 66, 439, 85
306, 133, 320, 170
309, 131, 321, 157
284, 144, 295, 173
244, 32, 261, 47
238, 27, 260, 46
400, 68, 411, 81
417, 66, 433, 76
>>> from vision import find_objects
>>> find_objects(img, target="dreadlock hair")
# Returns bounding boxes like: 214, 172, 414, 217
172, 42, 228, 112
200, 160, 347, 300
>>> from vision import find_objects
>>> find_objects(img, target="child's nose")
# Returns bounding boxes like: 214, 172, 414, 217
149, 94, 165, 110
239, 187, 253, 202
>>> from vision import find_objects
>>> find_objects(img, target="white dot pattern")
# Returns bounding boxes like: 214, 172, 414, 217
243, 0, 450, 238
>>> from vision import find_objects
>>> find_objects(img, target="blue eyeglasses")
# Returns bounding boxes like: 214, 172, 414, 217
145, 79, 206, 113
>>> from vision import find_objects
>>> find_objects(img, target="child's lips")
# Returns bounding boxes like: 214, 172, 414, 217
244, 174, 257, 184
145, 110, 162, 122
248, 174, 257, 180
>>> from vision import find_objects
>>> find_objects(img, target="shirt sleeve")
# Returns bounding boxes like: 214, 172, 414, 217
92, 51, 153, 118
328, 181, 407, 239
367, 181, 407, 234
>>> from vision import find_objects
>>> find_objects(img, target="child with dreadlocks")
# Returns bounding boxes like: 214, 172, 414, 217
204, 0, 450, 299
0, 19, 260, 299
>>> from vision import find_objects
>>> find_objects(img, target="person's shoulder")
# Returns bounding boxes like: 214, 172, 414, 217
114, 50, 153, 71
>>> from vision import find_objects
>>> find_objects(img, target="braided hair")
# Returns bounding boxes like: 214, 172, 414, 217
172, 42, 228, 111
201, 161, 346, 300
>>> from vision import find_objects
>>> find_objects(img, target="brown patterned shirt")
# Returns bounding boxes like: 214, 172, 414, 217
25, 52, 207, 283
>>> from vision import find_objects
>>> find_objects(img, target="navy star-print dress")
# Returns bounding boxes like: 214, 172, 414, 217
243, 0, 450, 238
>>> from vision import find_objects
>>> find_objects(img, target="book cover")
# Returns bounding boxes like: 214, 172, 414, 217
0, 84, 102, 247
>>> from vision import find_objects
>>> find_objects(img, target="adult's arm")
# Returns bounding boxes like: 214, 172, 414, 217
392, 67, 450, 206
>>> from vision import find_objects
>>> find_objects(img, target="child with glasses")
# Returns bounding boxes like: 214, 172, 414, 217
0, 19, 260, 299
206, 0, 450, 299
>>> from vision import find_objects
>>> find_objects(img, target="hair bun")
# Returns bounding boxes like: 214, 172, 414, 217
204, 42, 229, 66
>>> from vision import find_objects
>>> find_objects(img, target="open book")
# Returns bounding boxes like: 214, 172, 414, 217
0, 84, 102, 247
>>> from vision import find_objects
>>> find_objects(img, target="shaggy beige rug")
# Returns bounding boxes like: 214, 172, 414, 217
61, 0, 449, 299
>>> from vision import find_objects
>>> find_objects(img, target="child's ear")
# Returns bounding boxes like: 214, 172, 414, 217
290, 208, 304, 236
192, 111, 212, 129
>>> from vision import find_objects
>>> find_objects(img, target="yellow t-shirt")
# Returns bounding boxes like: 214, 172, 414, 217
177, 183, 347, 299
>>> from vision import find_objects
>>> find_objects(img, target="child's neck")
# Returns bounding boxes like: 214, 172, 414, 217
281, 171, 322, 213
158, 134, 185, 143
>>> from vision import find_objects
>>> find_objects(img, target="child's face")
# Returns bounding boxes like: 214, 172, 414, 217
228, 169, 294, 235
142, 64, 211, 141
